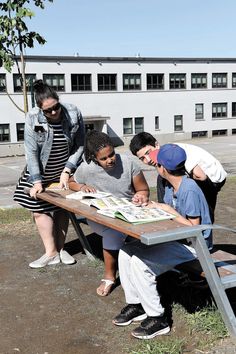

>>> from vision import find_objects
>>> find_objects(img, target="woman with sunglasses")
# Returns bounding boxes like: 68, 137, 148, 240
14, 80, 84, 268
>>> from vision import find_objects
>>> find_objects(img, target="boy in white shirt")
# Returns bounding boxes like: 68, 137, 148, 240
130, 132, 227, 222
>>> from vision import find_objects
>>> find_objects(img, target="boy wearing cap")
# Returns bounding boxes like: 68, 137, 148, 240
113, 144, 212, 340
129, 132, 227, 222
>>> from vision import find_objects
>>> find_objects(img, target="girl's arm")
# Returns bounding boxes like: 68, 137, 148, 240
132, 171, 150, 206
68, 177, 96, 193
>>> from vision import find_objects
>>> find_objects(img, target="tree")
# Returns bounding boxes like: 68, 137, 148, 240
0, 0, 53, 113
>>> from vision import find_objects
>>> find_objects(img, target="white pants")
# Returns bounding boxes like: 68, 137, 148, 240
118, 241, 197, 317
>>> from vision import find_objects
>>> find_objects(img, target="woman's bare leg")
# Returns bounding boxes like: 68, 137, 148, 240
97, 249, 118, 296
33, 212, 57, 256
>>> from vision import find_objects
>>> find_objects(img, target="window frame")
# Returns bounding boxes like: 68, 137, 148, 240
16, 123, 25, 141
0, 123, 10, 142
123, 117, 133, 135
174, 115, 183, 131
191, 73, 207, 89
98, 73, 117, 91
71, 74, 92, 91
146, 73, 164, 90
195, 103, 204, 120
0, 74, 7, 92
13, 73, 36, 92
232, 73, 236, 88
212, 103, 227, 118
169, 74, 186, 89
123, 74, 141, 90
155, 116, 159, 130
232, 102, 236, 117
43, 74, 65, 91
212, 73, 227, 88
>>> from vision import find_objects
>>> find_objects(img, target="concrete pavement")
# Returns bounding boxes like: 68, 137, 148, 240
0, 135, 236, 209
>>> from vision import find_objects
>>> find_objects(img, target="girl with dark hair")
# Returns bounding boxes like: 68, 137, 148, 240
69, 130, 149, 296
14, 80, 84, 268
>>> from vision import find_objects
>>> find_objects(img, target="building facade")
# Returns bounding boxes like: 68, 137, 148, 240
0, 55, 236, 156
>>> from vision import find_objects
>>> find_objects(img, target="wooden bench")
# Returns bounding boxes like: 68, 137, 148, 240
177, 249, 236, 279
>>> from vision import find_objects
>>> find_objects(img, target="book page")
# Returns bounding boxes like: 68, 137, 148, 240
90, 196, 132, 210
114, 206, 175, 224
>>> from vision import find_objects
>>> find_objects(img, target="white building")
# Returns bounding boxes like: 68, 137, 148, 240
0, 55, 236, 156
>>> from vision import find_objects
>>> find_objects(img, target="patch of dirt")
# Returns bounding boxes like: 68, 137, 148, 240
0, 178, 236, 354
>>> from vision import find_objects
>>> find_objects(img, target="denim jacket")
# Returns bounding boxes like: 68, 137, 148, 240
24, 103, 84, 183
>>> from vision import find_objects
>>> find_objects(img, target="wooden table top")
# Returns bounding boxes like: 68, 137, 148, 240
38, 190, 182, 239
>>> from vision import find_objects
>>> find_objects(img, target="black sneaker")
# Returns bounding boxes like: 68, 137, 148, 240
112, 304, 147, 326
131, 315, 170, 339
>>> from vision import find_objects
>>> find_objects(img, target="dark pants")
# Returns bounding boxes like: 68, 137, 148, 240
156, 174, 226, 223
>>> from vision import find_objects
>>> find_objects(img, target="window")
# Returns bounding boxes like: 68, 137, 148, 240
212, 73, 227, 88
123, 117, 144, 135
195, 104, 204, 120
232, 73, 236, 88
13, 74, 36, 92
71, 74, 91, 91
0, 74, 6, 92
123, 118, 133, 135
98, 74, 117, 91
147, 74, 164, 90
191, 74, 207, 89
212, 129, 227, 136
85, 123, 94, 132
16, 123, 24, 141
232, 103, 236, 117
134, 117, 144, 134
192, 131, 207, 138
0, 124, 10, 142
212, 103, 227, 118
123, 74, 141, 90
174, 115, 183, 131
169, 74, 186, 89
155, 116, 159, 130
43, 74, 65, 91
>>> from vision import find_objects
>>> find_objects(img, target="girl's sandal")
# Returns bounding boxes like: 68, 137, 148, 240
96, 279, 115, 296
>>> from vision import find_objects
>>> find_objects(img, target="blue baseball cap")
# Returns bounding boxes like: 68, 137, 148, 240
157, 144, 186, 170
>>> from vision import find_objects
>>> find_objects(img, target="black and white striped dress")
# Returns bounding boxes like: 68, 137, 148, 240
13, 123, 69, 212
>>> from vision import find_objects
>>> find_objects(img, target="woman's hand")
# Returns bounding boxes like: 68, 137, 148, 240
59, 170, 71, 190
30, 182, 44, 199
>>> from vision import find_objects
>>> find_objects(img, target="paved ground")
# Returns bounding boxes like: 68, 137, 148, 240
1, 135, 236, 209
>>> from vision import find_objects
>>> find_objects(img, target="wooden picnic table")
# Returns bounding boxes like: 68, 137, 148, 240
38, 189, 236, 337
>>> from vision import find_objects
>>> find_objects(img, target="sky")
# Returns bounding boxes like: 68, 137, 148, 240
23, 0, 236, 58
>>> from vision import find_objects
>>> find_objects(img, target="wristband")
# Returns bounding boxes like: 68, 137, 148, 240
63, 171, 71, 175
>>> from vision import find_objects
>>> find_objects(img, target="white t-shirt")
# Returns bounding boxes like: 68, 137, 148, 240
176, 143, 227, 183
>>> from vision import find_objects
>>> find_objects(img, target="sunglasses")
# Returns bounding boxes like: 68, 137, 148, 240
42, 102, 61, 114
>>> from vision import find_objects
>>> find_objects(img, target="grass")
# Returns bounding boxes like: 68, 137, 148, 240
129, 304, 229, 354
130, 338, 185, 354
0, 207, 31, 224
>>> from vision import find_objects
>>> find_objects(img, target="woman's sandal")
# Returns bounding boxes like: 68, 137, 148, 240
96, 279, 115, 297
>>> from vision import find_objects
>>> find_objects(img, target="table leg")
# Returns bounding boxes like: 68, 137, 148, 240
191, 233, 236, 337
68, 212, 95, 260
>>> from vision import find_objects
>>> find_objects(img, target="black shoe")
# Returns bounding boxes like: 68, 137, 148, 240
131, 315, 170, 339
112, 304, 147, 326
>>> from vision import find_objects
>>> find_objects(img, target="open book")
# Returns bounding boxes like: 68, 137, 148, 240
66, 192, 175, 224
98, 204, 176, 224
76, 195, 133, 209
66, 190, 112, 201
